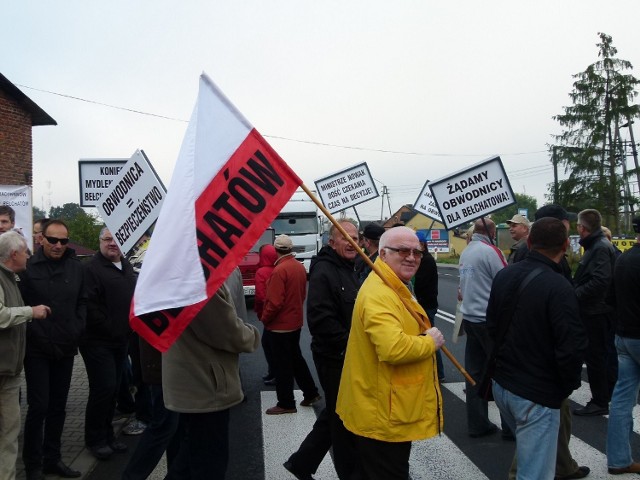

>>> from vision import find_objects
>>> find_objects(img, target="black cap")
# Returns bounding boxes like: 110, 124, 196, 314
363, 223, 385, 241
534, 204, 578, 222
632, 215, 640, 234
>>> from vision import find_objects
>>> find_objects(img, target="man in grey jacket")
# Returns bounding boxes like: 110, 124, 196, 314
0, 232, 50, 480
163, 269, 260, 479
459, 217, 507, 438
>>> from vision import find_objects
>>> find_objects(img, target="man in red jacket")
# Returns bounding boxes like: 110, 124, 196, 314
261, 234, 320, 415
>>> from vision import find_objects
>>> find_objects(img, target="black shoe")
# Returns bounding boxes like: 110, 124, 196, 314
262, 373, 274, 381
283, 460, 315, 480
109, 440, 128, 453
25, 470, 44, 480
469, 424, 498, 438
89, 444, 114, 460
42, 461, 81, 478
263, 377, 277, 386
573, 401, 608, 416
555, 465, 591, 479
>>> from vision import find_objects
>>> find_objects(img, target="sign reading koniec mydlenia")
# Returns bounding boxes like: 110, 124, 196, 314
95, 150, 166, 255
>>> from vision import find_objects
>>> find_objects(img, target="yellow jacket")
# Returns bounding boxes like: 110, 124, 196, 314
336, 258, 443, 442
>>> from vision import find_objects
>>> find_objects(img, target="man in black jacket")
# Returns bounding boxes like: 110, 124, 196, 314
80, 227, 137, 460
284, 220, 360, 480
20, 220, 87, 480
573, 208, 617, 416
488, 218, 587, 480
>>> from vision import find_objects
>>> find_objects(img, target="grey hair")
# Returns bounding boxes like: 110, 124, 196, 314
99, 226, 110, 240
0, 231, 27, 262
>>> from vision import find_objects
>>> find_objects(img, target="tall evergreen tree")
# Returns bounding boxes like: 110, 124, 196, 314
550, 32, 640, 232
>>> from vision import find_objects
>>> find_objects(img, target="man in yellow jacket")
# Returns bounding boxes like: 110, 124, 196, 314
336, 226, 444, 480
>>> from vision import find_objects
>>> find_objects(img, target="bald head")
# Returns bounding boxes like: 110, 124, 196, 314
473, 218, 496, 238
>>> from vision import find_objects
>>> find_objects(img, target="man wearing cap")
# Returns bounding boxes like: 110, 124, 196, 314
506, 214, 531, 264
508, 204, 590, 480
261, 234, 320, 415
355, 223, 385, 284
284, 221, 360, 480
606, 215, 640, 475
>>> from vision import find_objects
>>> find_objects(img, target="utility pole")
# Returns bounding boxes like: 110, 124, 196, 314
380, 186, 389, 220
622, 120, 640, 211
552, 146, 559, 204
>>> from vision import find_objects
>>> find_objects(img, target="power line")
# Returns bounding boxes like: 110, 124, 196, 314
18, 82, 549, 159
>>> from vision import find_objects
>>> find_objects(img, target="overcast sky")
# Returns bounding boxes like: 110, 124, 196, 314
3, 1, 640, 222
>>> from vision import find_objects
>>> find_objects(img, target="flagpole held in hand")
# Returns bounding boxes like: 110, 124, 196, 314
299, 183, 475, 386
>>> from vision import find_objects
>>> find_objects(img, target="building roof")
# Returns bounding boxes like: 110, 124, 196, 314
0, 72, 56, 126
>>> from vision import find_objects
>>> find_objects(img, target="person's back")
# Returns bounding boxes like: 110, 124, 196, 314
254, 245, 277, 319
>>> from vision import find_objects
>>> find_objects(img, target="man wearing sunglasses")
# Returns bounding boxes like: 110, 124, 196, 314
20, 220, 87, 480
336, 226, 444, 479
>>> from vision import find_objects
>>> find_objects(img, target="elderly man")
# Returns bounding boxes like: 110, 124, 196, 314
506, 214, 531, 264
337, 226, 444, 479
0, 232, 50, 480
20, 220, 87, 480
606, 215, 640, 475
261, 234, 320, 415
80, 228, 136, 460
285, 220, 360, 480
488, 218, 587, 479
573, 209, 617, 417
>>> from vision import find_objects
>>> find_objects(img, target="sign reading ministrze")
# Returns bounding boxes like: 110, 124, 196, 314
428, 156, 515, 229
96, 150, 166, 255
414, 181, 443, 223
78, 159, 128, 207
314, 162, 378, 214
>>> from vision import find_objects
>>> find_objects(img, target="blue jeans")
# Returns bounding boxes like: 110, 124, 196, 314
493, 381, 559, 480
606, 336, 640, 469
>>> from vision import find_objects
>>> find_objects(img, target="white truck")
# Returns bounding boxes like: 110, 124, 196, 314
271, 191, 324, 273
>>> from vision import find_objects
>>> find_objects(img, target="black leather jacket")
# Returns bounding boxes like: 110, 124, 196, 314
574, 229, 616, 315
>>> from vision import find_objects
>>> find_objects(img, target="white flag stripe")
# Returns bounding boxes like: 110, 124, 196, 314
134, 74, 254, 315
261, 391, 338, 480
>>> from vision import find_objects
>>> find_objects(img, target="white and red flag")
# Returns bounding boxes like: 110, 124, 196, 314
130, 73, 302, 351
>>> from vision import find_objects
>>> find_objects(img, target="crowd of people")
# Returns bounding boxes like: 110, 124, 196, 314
0, 201, 639, 480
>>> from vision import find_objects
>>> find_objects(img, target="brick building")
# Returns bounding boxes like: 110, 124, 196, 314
0, 72, 56, 186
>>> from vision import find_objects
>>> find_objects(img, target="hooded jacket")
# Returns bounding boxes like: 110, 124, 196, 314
336, 258, 443, 442
0, 263, 33, 376
20, 247, 86, 359
307, 245, 359, 360
254, 245, 277, 319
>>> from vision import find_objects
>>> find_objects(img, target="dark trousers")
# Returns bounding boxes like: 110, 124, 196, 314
261, 325, 275, 378
288, 354, 358, 479
165, 409, 230, 480
463, 320, 511, 436
22, 355, 75, 471
353, 434, 411, 480
122, 385, 180, 480
426, 308, 445, 379
80, 343, 127, 447
584, 312, 614, 406
265, 329, 319, 409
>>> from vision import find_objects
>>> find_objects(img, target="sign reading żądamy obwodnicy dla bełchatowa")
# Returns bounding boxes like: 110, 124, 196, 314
428, 156, 515, 229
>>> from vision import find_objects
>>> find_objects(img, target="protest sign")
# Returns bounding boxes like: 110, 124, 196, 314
314, 162, 378, 214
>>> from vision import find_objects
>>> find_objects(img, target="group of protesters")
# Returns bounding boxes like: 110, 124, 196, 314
2, 198, 640, 480
460, 205, 640, 479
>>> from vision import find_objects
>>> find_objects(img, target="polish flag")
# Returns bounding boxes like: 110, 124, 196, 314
130, 73, 302, 352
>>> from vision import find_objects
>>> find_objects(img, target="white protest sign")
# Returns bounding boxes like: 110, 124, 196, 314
0, 185, 33, 250
78, 159, 128, 207
314, 162, 378, 214
428, 156, 516, 229
96, 150, 166, 255
414, 181, 443, 223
